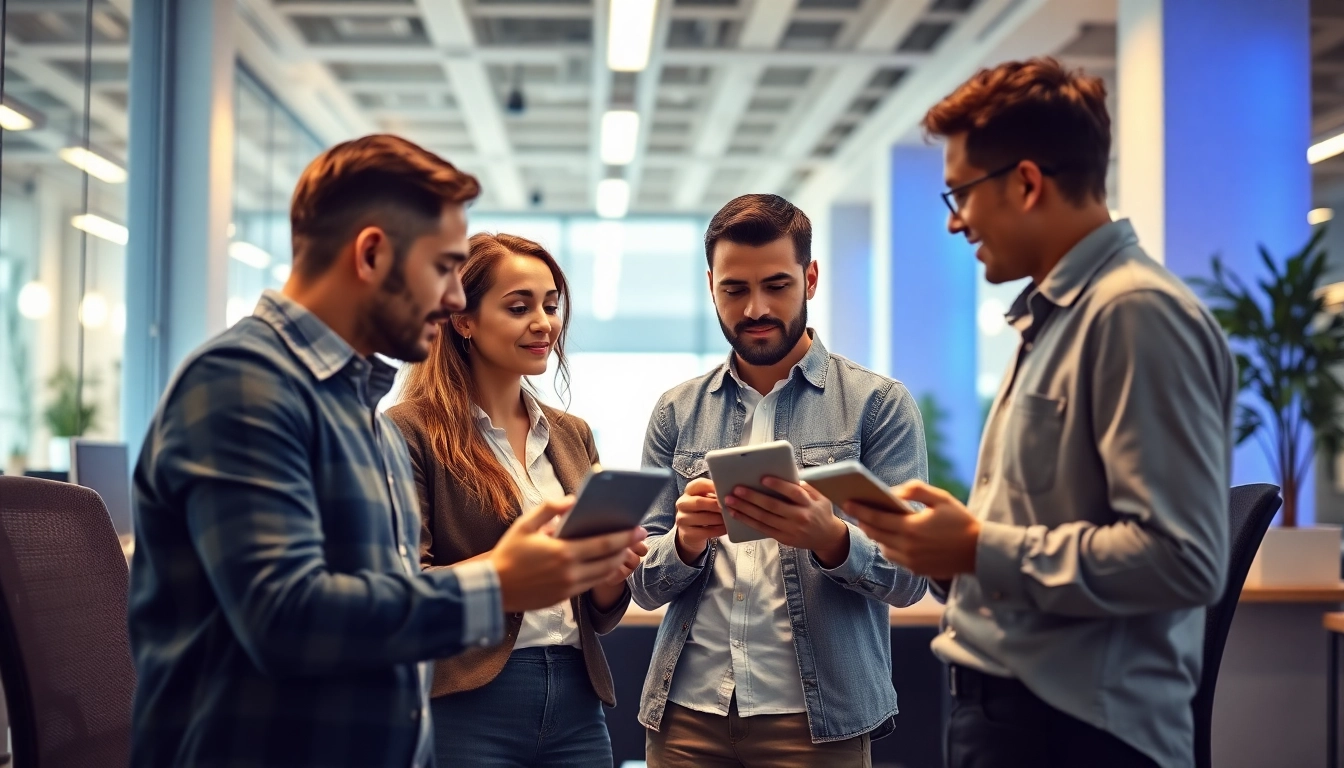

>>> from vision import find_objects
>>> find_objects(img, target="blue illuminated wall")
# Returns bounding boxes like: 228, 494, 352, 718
887, 145, 980, 489
1156, 0, 1312, 522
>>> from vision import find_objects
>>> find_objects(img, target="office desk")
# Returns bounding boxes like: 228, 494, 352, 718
1212, 583, 1344, 768
610, 587, 1344, 768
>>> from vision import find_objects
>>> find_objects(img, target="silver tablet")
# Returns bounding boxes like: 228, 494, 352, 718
704, 440, 799, 544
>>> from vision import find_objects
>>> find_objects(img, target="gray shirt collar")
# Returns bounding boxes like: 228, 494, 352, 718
1007, 219, 1140, 325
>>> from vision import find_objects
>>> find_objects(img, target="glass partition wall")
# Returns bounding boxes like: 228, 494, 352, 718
1, 0, 133, 473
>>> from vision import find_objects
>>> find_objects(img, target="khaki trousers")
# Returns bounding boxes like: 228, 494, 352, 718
646, 699, 872, 768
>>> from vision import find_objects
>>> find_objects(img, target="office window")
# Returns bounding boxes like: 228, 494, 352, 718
227, 68, 323, 328
1, 1, 132, 472
468, 215, 727, 467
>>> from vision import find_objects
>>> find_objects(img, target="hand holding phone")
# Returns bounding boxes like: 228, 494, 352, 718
799, 460, 915, 515
554, 468, 671, 540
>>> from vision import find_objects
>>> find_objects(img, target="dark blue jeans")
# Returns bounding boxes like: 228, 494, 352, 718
430, 645, 612, 768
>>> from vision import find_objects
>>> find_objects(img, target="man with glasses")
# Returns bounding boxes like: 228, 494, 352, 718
847, 58, 1235, 768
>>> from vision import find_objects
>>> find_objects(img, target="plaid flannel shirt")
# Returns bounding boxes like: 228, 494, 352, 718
128, 290, 502, 768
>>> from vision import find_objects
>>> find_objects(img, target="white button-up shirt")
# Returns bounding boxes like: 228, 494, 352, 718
667, 365, 808, 717
473, 395, 581, 650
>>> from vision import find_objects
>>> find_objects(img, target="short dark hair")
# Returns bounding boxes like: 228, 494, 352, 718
289, 134, 482, 280
921, 57, 1110, 205
704, 194, 811, 269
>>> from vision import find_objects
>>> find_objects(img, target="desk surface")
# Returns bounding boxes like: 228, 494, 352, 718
621, 583, 1344, 629
1239, 583, 1344, 603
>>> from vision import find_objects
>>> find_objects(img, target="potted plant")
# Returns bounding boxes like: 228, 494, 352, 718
918, 393, 971, 503
42, 366, 98, 471
1193, 228, 1344, 586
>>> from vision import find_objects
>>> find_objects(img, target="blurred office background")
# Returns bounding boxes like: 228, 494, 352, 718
0, 0, 1336, 511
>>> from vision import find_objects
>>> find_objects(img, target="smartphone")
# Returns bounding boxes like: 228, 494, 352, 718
799, 460, 914, 515
704, 440, 799, 544
554, 468, 672, 540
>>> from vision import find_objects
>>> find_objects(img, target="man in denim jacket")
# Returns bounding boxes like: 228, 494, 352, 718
630, 194, 929, 767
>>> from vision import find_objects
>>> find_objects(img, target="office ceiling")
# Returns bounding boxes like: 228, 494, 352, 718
2, 0, 1344, 216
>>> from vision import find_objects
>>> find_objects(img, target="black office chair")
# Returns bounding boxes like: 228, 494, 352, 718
0, 476, 136, 767
1192, 483, 1281, 768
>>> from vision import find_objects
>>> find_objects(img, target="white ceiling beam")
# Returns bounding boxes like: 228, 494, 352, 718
299, 44, 925, 67
234, 0, 376, 145
746, 0, 927, 197
672, 0, 798, 210
3, 41, 129, 143
11, 43, 130, 62
416, 0, 527, 209
794, 0, 1113, 210
623, 0, 677, 212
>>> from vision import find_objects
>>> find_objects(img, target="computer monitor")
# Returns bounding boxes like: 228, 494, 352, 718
69, 439, 133, 537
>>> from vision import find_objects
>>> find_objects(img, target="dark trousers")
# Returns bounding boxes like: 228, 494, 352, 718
430, 646, 611, 768
946, 665, 1161, 768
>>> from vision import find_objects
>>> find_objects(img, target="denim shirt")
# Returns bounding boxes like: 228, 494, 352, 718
629, 333, 929, 743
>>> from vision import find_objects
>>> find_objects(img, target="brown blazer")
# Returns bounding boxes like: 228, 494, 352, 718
387, 399, 631, 706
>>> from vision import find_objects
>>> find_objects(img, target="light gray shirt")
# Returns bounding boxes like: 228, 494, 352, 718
473, 394, 582, 650
932, 220, 1235, 768
668, 364, 810, 717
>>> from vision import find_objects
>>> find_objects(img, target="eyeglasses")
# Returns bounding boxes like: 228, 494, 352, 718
940, 161, 1058, 217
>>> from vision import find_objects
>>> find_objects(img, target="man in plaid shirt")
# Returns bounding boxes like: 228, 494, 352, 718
127, 135, 644, 767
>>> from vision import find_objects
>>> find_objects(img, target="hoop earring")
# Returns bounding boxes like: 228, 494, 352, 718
460, 336, 472, 354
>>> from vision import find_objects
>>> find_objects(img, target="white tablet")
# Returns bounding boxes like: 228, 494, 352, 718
704, 440, 799, 544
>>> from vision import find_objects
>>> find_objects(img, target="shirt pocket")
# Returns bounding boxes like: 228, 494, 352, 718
671, 451, 709, 484
797, 440, 861, 468
1003, 393, 1066, 495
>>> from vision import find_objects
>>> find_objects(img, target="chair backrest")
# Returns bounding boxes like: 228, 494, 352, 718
1192, 483, 1282, 768
0, 476, 136, 768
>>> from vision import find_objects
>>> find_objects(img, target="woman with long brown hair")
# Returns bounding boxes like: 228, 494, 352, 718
388, 232, 646, 767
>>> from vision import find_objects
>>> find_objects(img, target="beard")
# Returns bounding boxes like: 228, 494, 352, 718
365, 264, 449, 363
719, 301, 808, 367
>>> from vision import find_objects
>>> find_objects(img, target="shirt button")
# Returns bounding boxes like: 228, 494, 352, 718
733, 640, 743, 648
410, 709, 419, 721
991, 591, 1004, 600
980, 475, 990, 485
736, 592, 744, 601
827, 456, 835, 464
398, 544, 407, 556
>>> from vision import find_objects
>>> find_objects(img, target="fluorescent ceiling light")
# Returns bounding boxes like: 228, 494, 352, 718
79, 291, 109, 329
59, 147, 127, 183
17, 281, 52, 319
596, 178, 630, 219
1310, 132, 1344, 164
1309, 208, 1335, 226
229, 241, 272, 269
608, 0, 658, 72
0, 105, 33, 131
71, 213, 128, 245
601, 110, 641, 165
